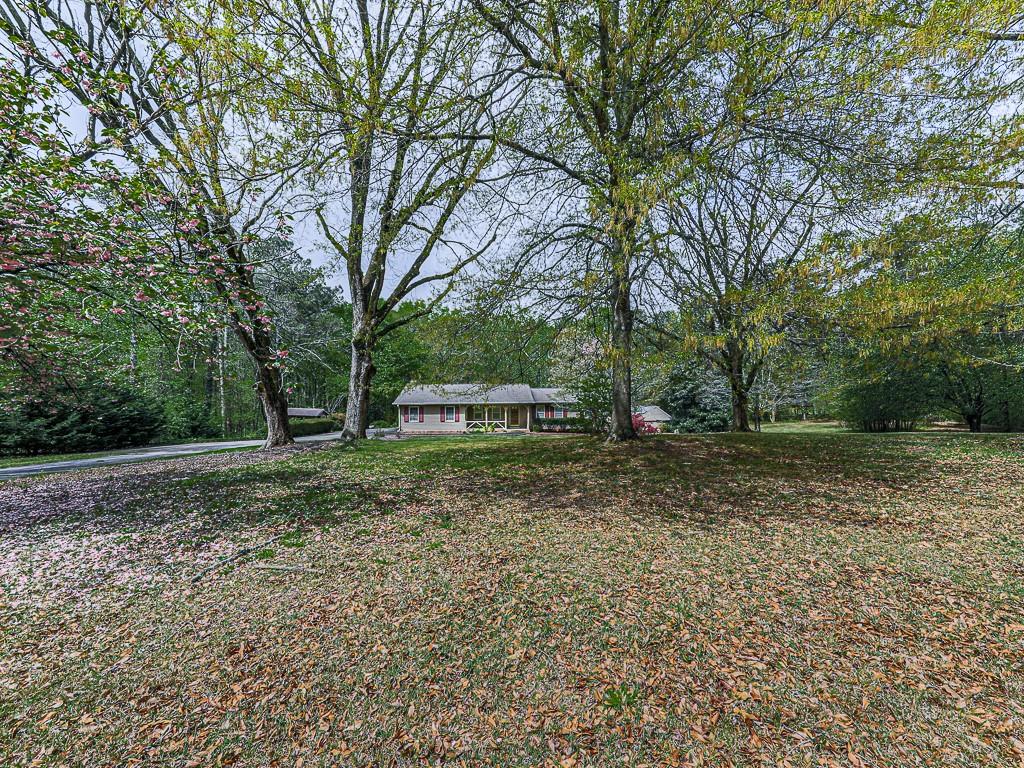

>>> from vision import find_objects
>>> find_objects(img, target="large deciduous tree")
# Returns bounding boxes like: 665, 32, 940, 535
467, 0, 708, 440
649, 0, 1023, 431
470, 0, 1023, 438
229, 0, 501, 440
659, 142, 839, 431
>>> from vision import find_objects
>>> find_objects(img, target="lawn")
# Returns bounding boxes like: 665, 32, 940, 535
1, 432, 1022, 766
757, 419, 846, 433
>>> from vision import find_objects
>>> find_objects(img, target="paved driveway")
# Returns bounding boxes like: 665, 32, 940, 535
0, 430, 392, 480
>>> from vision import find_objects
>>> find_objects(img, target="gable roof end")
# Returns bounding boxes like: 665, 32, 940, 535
288, 407, 329, 418
634, 404, 672, 422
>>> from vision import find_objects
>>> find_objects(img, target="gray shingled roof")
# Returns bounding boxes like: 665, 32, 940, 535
635, 404, 672, 422
288, 407, 329, 418
393, 384, 576, 406
529, 387, 577, 404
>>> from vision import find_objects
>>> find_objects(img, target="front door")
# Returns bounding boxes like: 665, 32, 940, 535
508, 406, 521, 427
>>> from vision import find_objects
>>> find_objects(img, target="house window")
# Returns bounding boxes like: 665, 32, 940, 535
536, 406, 545, 419
468, 405, 484, 421
444, 406, 456, 422
555, 406, 566, 418
408, 406, 420, 421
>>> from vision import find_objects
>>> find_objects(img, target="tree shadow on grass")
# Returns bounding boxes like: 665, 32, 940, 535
433, 432, 950, 532
0, 444, 411, 543
0, 430, 991, 545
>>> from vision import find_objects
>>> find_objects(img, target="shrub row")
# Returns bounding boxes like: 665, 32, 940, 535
289, 417, 341, 437
530, 416, 592, 433
0, 384, 164, 456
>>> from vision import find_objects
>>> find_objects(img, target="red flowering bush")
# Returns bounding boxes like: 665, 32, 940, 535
632, 413, 658, 435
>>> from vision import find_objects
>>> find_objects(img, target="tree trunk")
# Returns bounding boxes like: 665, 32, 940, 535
256, 363, 293, 448
724, 346, 752, 432
608, 272, 637, 441
343, 337, 376, 440
203, 336, 216, 424
730, 379, 751, 432
218, 327, 228, 435
966, 413, 982, 433
129, 330, 139, 377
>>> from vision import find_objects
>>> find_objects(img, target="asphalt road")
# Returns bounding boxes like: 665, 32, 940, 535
0, 430, 398, 480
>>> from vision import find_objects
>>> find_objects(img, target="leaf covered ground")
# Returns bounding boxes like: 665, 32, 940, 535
1, 431, 1022, 767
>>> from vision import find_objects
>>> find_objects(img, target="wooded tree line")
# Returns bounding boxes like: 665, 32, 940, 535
1, 0, 1022, 446
6, 246, 1016, 451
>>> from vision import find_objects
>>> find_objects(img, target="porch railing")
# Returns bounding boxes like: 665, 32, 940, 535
465, 419, 507, 431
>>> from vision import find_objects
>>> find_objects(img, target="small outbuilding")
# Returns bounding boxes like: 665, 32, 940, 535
634, 404, 672, 425
288, 407, 329, 419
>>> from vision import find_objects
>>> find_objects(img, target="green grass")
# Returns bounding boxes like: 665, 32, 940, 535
757, 419, 846, 433
1, 431, 1022, 766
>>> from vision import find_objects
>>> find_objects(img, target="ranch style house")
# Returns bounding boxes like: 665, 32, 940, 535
394, 384, 578, 433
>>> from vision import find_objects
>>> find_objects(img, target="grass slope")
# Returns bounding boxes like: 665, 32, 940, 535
1, 432, 1022, 766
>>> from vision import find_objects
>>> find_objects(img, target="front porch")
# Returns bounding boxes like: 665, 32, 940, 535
464, 404, 531, 432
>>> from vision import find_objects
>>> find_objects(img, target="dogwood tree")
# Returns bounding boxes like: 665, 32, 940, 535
1, 0, 304, 447
0, 63, 211, 384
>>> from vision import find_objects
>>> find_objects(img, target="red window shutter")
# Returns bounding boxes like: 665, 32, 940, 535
419, 408, 424, 423
403, 406, 409, 423
440, 406, 445, 423
455, 406, 460, 422
546, 405, 554, 418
